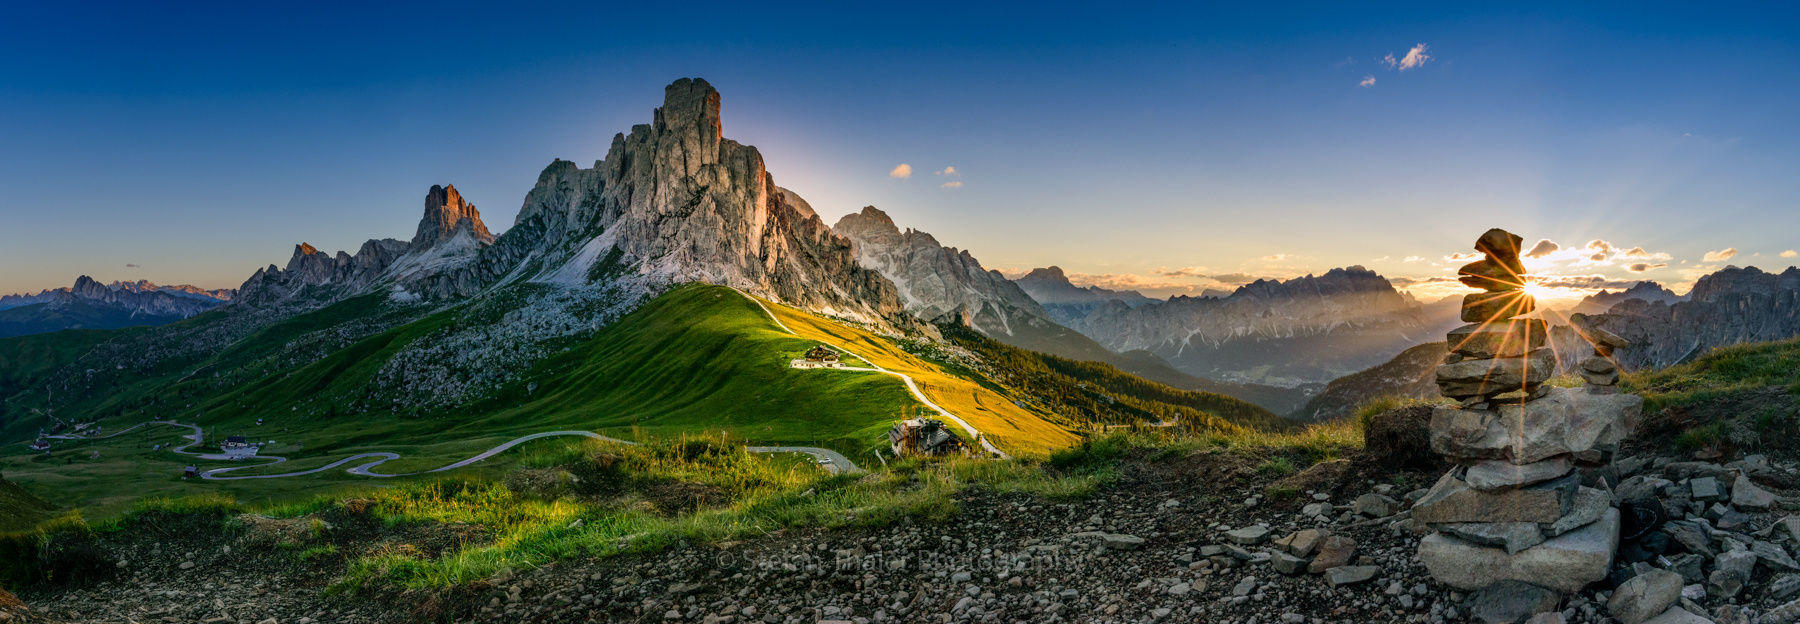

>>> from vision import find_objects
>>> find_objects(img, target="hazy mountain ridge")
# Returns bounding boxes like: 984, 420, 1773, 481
1569, 280, 1683, 314
0, 276, 233, 338
1054, 266, 1458, 386
0, 278, 232, 311
1011, 266, 1157, 325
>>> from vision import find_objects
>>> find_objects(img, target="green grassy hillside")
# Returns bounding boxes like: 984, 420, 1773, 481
0, 474, 61, 533
1624, 336, 1800, 457
0, 284, 948, 516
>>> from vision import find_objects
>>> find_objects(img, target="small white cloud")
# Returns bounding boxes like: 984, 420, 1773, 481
1782, 249, 1797, 258
888, 164, 912, 179
935, 166, 958, 176
940, 181, 962, 189
1263, 254, 1292, 262
1524, 239, 1559, 258
1397, 43, 1431, 70
1444, 252, 1482, 262
1402, 255, 1423, 263
1359, 75, 1376, 88
1383, 53, 1397, 69
1702, 247, 1739, 262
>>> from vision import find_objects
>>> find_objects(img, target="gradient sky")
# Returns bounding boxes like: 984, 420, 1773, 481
3, 2, 1797, 302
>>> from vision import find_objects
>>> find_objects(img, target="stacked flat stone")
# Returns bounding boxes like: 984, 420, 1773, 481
1415, 228, 1644, 593
1568, 312, 1630, 390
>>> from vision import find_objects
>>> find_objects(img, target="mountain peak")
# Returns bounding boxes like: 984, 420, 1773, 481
832, 206, 901, 239
415, 184, 494, 248
656, 78, 723, 144
1021, 266, 1070, 283
71, 275, 105, 298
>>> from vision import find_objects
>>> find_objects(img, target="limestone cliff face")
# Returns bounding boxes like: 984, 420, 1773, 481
233, 78, 906, 327
1573, 265, 1800, 369
832, 206, 1047, 335
507, 78, 905, 324
413, 184, 494, 249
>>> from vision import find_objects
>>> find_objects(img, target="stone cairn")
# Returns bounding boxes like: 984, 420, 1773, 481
1415, 228, 1644, 594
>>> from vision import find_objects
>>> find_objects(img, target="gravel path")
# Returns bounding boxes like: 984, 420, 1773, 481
50, 421, 861, 480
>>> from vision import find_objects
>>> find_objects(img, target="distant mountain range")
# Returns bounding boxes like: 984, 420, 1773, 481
830, 207, 1306, 413
1574, 265, 1800, 370
1021, 266, 1461, 387
1569, 281, 1682, 315
1012, 266, 1158, 323
0, 276, 232, 338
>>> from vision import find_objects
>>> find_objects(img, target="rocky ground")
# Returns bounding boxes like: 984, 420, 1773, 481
7, 445, 1800, 624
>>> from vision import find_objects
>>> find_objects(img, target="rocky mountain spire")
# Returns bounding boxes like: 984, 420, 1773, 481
507, 77, 908, 325
413, 184, 494, 249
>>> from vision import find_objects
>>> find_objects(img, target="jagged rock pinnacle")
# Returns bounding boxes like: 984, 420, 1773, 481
414, 184, 494, 248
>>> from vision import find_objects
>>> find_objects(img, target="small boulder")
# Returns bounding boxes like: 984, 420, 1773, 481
1466, 580, 1559, 624
1273, 529, 1324, 557
1324, 565, 1378, 587
1227, 525, 1270, 546
1607, 569, 1683, 624
1731, 475, 1774, 511
1353, 493, 1394, 517
1307, 535, 1356, 574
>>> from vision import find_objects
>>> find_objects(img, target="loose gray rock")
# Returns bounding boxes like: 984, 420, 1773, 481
1608, 569, 1683, 624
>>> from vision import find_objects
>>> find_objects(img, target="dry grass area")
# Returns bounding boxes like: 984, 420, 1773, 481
754, 295, 1081, 456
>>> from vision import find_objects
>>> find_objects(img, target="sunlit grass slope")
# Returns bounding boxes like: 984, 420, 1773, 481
748, 294, 1081, 456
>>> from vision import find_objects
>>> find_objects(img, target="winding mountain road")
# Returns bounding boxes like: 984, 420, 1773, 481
730, 288, 1011, 459
48, 421, 860, 480
39, 287, 977, 481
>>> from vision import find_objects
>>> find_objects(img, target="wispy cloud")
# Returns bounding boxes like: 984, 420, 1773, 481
935, 166, 957, 176
1157, 266, 1211, 278
1782, 249, 1797, 258
888, 163, 912, 179
1524, 239, 1559, 258
124, 263, 140, 268
1402, 255, 1423, 263
1444, 252, 1482, 262
1359, 75, 1376, 88
1626, 263, 1668, 272
1389, 43, 1430, 70
1262, 254, 1293, 262
1702, 247, 1738, 262
940, 181, 962, 189
1620, 246, 1672, 261
1583, 239, 1616, 262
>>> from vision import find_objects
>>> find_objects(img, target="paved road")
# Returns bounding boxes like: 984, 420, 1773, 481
745, 446, 858, 471
46, 421, 861, 480
732, 288, 1011, 459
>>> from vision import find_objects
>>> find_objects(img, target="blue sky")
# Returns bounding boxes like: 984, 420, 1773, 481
2, 2, 1797, 301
